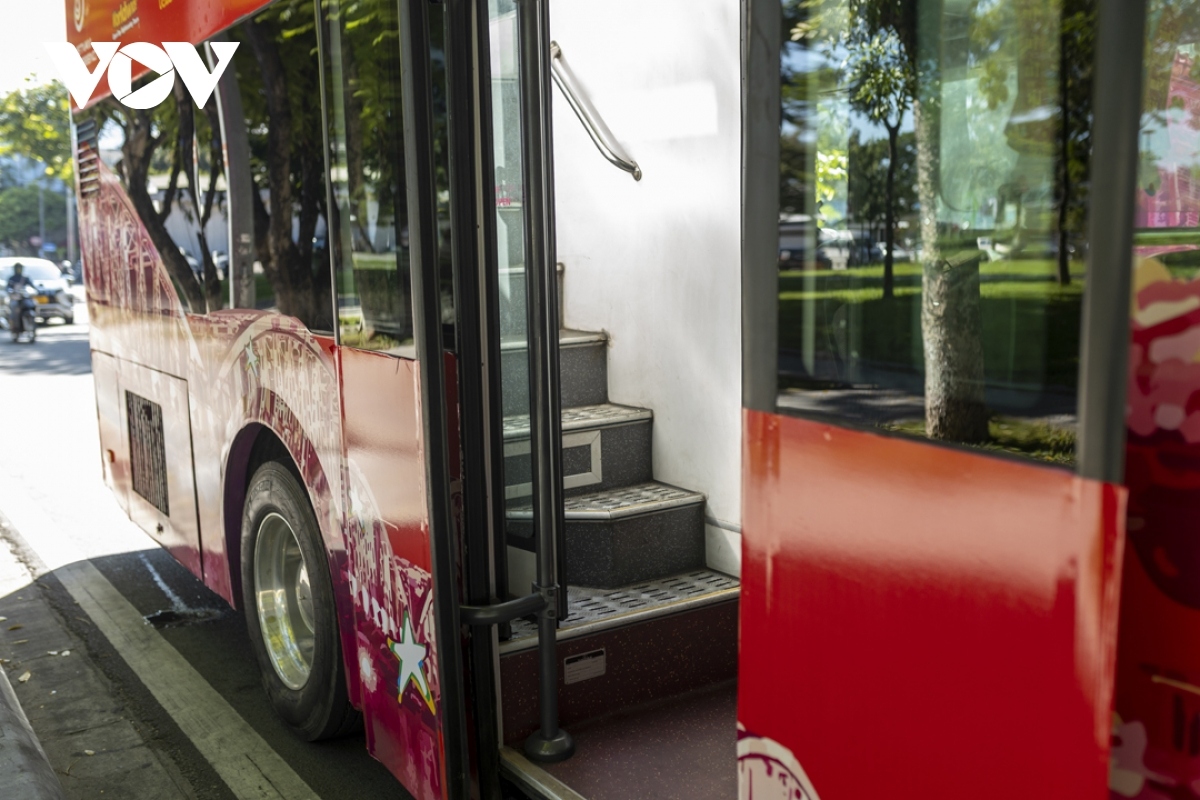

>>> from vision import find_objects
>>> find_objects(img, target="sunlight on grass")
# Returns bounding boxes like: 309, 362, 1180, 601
882, 417, 1076, 465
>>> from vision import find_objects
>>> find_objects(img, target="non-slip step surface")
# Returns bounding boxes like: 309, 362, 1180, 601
507, 569, 740, 641
502, 402, 652, 440
507, 481, 705, 521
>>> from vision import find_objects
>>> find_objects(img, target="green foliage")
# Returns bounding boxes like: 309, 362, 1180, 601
0, 185, 67, 251
884, 416, 1076, 465
0, 81, 73, 182
848, 130, 916, 232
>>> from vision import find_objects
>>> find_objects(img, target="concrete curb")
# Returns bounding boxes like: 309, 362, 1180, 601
0, 659, 67, 800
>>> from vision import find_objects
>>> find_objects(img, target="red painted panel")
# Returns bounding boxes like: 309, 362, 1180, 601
739, 410, 1126, 799
339, 347, 444, 800
1113, 261, 1200, 797
64, 0, 271, 106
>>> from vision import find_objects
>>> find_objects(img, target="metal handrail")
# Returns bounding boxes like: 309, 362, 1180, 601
549, 42, 642, 181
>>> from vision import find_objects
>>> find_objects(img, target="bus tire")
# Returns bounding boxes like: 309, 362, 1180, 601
241, 460, 359, 741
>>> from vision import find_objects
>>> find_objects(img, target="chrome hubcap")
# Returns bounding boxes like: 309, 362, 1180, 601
254, 512, 314, 690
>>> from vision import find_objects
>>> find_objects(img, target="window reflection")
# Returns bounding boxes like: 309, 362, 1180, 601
75, 1, 335, 332
78, 47, 230, 315
777, 0, 1092, 467
324, 0, 413, 352
226, 1, 332, 332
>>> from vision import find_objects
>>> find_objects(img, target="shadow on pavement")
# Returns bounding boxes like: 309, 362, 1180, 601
0, 323, 91, 377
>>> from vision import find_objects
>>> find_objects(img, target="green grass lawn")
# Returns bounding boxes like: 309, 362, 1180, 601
779, 261, 1083, 390
883, 416, 1076, 465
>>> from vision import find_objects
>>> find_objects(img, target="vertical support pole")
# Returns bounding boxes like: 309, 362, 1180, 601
210, 33, 255, 311
399, 0, 472, 795
445, 0, 506, 794
1076, 0, 1145, 483
66, 191, 76, 265
38, 182, 45, 254
741, 0, 780, 413
516, 0, 574, 764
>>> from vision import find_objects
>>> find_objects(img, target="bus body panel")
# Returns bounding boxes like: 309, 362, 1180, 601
740, 409, 1126, 799
78, 156, 448, 799
339, 345, 446, 800
116, 359, 202, 578
66, 0, 274, 106
90, 350, 124, 507
1114, 264, 1200, 794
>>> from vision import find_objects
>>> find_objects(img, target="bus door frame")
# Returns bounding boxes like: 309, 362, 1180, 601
424, 0, 577, 796
737, 0, 1144, 791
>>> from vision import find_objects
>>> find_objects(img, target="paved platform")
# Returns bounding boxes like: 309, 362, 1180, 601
0, 521, 195, 799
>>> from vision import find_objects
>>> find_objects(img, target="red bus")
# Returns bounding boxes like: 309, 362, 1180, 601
65, 0, 1198, 796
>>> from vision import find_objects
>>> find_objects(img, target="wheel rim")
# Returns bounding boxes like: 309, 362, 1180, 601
254, 512, 316, 690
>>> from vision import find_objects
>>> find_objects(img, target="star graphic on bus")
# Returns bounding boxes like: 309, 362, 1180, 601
388, 611, 435, 714
244, 340, 259, 378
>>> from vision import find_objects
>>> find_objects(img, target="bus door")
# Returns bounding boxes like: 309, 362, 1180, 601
1111, 1, 1200, 794
455, 1, 747, 798
738, 0, 1138, 797
319, 0, 477, 797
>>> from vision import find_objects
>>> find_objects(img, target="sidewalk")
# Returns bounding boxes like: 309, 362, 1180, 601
0, 533, 64, 800
0, 519, 196, 799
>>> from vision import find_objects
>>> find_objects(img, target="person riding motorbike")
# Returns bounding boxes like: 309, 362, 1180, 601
6, 262, 38, 331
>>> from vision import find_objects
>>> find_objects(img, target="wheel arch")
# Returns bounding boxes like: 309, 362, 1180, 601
221, 415, 362, 708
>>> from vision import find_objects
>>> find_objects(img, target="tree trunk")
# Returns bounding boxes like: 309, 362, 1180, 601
913, 97, 989, 443
1056, 21, 1071, 286
122, 110, 208, 314
245, 18, 305, 322
196, 99, 225, 310
883, 121, 899, 299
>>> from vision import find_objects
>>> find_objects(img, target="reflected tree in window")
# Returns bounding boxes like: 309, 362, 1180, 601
233, 0, 333, 331
79, 71, 227, 313
781, 0, 1090, 461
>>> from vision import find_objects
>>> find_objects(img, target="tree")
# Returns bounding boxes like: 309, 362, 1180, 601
844, 30, 912, 297
797, 0, 989, 442
848, 131, 916, 251
225, 0, 331, 329
1056, 0, 1095, 285
0, 185, 67, 253
0, 81, 74, 183
74, 0, 332, 327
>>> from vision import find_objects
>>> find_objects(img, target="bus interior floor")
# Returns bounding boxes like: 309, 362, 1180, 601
537, 680, 737, 800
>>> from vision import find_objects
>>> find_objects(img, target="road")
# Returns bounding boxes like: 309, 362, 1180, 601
0, 300, 410, 800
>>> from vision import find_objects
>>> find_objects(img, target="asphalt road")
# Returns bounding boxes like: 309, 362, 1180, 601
0, 299, 411, 800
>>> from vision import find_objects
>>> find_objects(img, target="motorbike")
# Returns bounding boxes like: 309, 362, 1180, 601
6, 285, 38, 343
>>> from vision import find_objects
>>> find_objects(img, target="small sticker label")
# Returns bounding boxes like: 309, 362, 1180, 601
564, 648, 606, 684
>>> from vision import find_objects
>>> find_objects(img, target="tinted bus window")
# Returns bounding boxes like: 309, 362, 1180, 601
223, 0, 333, 333
323, 0, 414, 351
778, 0, 1092, 466
76, 48, 230, 315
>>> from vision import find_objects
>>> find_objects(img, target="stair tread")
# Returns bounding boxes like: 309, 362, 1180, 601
507, 481, 704, 521
499, 328, 606, 352
503, 569, 739, 648
502, 402, 652, 440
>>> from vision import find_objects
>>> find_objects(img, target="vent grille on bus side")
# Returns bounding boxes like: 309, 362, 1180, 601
126, 391, 170, 516
75, 119, 99, 198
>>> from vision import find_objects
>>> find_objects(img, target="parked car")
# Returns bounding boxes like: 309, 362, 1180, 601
0, 258, 75, 325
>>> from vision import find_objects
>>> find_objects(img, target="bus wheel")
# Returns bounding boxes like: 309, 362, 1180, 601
241, 461, 359, 741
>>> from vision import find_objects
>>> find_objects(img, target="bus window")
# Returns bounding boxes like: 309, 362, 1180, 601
222, 0, 333, 333
777, 0, 1090, 467
75, 47, 230, 315
323, 0, 414, 352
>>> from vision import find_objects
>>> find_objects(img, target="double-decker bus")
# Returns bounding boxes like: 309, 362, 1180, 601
64, 0, 1200, 796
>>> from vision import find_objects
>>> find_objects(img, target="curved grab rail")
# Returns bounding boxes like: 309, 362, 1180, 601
549, 42, 642, 181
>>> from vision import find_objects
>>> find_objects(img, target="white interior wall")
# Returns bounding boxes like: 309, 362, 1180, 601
550, 0, 743, 576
